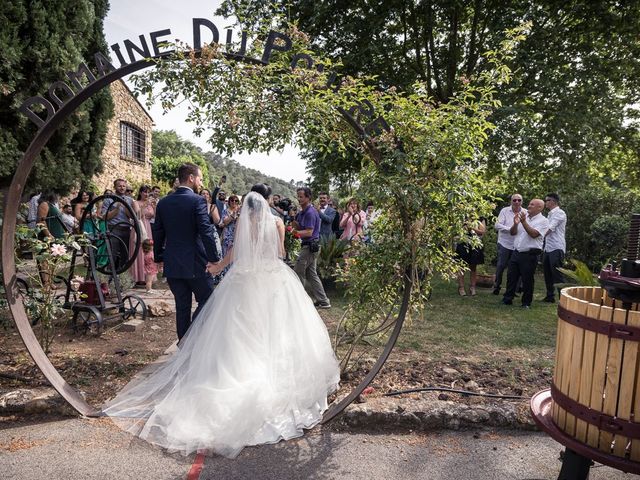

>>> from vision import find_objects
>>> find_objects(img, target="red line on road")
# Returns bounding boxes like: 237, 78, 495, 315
187, 452, 205, 480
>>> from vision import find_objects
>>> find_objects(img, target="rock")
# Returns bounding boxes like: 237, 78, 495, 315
148, 301, 172, 317
442, 367, 459, 376
150, 325, 161, 331
438, 393, 450, 401
464, 380, 480, 391
117, 319, 144, 332
0, 388, 76, 416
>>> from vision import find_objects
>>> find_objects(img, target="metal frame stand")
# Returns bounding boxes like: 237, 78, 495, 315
557, 449, 593, 480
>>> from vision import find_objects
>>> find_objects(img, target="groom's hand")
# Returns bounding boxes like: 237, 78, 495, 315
207, 261, 223, 275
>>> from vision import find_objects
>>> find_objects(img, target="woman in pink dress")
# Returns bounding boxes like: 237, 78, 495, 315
129, 185, 156, 284
339, 198, 366, 242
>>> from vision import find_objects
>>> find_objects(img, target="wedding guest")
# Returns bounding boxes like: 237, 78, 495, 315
37, 191, 66, 239
199, 188, 215, 223
60, 204, 78, 233
142, 239, 159, 294
332, 204, 343, 238
317, 192, 337, 240
502, 199, 550, 308
340, 198, 366, 242
101, 179, 134, 270
542, 193, 567, 303
363, 201, 379, 243
216, 190, 227, 218
73, 191, 96, 234
455, 217, 487, 296
292, 187, 331, 309
271, 194, 286, 219
149, 186, 160, 225
130, 185, 155, 285
220, 195, 240, 256
493, 193, 524, 295
27, 192, 41, 228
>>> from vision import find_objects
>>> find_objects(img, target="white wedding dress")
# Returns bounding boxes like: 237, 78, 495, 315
103, 192, 340, 458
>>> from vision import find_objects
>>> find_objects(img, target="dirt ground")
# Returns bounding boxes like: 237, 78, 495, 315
0, 281, 551, 415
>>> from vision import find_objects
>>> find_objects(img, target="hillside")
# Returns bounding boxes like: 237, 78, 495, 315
151, 130, 300, 200
204, 152, 299, 200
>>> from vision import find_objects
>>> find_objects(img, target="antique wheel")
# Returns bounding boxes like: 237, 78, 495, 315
73, 306, 103, 336
120, 294, 147, 321
79, 194, 141, 275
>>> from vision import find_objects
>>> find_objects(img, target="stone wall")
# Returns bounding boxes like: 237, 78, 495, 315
92, 80, 153, 193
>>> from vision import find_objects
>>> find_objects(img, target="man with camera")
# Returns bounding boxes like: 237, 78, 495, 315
292, 187, 331, 309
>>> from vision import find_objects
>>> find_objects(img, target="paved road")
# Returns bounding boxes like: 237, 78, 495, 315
0, 417, 634, 479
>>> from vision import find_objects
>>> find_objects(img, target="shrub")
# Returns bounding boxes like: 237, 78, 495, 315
589, 215, 628, 267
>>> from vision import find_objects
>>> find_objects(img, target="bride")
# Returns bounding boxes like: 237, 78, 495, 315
103, 186, 340, 458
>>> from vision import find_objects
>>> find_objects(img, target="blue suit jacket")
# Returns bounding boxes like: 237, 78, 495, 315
152, 187, 221, 279
318, 206, 337, 238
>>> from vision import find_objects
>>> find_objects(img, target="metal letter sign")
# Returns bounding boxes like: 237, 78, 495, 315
3, 18, 408, 422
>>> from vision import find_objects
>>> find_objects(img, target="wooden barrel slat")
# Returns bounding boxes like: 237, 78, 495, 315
614, 308, 639, 457
555, 292, 575, 430
576, 300, 602, 443
599, 307, 628, 453
586, 303, 614, 449
629, 309, 640, 461
565, 294, 589, 436
553, 293, 569, 427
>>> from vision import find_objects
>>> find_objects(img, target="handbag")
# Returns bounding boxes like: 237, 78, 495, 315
136, 217, 148, 242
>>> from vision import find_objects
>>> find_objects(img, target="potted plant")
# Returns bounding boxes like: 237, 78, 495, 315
475, 263, 495, 287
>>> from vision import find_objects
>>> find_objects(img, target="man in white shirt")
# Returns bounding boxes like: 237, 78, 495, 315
542, 193, 567, 303
501, 199, 550, 308
493, 193, 524, 294
60, 204, 78, 233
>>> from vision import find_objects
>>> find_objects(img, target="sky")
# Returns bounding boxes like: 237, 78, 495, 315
103, 0, 306, 183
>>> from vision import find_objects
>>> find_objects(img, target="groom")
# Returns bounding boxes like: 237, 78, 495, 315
152, 163, 221, 340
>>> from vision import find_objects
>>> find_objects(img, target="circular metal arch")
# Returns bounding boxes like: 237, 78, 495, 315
2, 49, 412, 419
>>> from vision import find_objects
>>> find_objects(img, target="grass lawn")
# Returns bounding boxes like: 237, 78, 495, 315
398, 274, 558, 360
325, 272, 559, 394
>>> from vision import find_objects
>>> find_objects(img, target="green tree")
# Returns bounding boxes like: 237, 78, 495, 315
0, 0, 114, 194
217, 1, 640, 191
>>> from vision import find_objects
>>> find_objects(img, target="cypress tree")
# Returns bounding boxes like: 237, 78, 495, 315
0, 0, 113, 194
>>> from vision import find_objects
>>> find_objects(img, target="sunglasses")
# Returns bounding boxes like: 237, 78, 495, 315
512, 199, 522, 202
229, 199, 239, 203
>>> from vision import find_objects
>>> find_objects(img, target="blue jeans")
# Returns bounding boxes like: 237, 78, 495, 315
494, 243, 514, 291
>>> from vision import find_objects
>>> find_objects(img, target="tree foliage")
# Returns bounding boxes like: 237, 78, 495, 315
217, 0, 640, 193
0, 0, 114, 194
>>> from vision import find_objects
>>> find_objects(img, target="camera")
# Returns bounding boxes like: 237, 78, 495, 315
277, 198, 292, 211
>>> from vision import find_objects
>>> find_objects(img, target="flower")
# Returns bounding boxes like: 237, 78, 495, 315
286, 225, 293, 232
50, 244, 67, 257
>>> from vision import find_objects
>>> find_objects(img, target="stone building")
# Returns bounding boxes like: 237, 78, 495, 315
92, 80, 154, 192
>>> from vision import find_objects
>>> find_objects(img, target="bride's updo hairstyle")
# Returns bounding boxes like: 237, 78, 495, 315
250, 183, 272, 200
